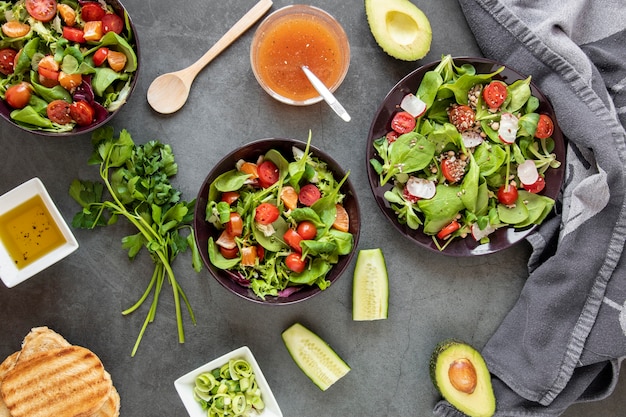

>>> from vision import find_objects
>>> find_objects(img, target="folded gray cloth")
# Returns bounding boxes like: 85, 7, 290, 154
435, 0, 626, 415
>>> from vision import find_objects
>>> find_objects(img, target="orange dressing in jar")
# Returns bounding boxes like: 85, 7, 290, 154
0, 195, 66, 269
252, 6, 349, 104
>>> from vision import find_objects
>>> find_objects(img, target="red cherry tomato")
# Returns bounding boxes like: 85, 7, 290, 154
482, 81, 508, 108
46, 100, 72, 124
81, 3, 106, 21
219, 245, 239, 259
386, 131, 398, 143
102, 13, 124, 35
226, 212, 243, 237
441, 158, 465, 183
522, 176, 546, 193
62, 26, 85, 43
497, 184, 519, 205
257, 160, 279, 188
437, 220, 460, 240
221, 191, 239, 205
254, 202, 279, 225
285, 253, 306, 273
535, 114, 554, 139
92, 47, 109, 66
69, 100, 95, 126
298, 184, 321, 206
283, 229, 303, 253
390, 111, 416, 134
448, 104, 475, 132
296, 221, 317, 240
5, 82, 31, 109
0, 48, 17, 75
25, 0, 57, 22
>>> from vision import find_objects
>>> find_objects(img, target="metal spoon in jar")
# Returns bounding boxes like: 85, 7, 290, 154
147, 0, 273, 114
301, 66, 351, 122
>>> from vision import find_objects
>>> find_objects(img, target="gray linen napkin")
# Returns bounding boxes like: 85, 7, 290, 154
434, 0, 626, 415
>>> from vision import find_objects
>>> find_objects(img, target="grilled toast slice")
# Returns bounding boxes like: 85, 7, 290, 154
1, 345, 112, 417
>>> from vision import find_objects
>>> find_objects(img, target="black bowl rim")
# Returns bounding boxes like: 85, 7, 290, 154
0, 0, 140, 137
365, 56, 566, 257
193, 137, 361, 305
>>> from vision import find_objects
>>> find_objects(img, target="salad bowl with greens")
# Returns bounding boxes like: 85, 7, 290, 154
193, 136, 360, 304
367, 55, 565, 256
0, 0, 138, 135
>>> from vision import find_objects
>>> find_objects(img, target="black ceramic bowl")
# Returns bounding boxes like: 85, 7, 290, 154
194, 138, 361, 304
0, 0, 139, 136
366, 57, 566, 256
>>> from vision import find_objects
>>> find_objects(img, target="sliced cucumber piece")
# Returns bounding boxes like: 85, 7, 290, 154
282, 323, 350, 391
352, 248, 389, 321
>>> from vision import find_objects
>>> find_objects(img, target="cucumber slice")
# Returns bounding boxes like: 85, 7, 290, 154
282, 323, 350, 391
352, 248, 389, 321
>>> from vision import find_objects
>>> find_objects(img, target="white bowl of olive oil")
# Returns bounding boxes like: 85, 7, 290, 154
0, 178, 79, 288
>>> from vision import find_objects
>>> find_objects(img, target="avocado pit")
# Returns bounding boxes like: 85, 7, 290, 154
448, 358, 477, 394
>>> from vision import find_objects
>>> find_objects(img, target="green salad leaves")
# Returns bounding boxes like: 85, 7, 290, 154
371, 55, 561, 250
70, 127, 202, 356
206, 134, 354, 299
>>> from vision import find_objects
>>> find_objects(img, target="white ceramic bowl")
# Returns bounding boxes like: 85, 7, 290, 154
174, 346, 283, 417
0, 178, 79, 288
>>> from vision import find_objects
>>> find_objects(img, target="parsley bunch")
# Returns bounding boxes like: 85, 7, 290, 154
69, 127, 202, 356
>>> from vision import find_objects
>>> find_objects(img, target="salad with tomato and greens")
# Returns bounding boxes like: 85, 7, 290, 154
370, 55, 561, 250
205, 135, 354, 299
0, 0, 137, 132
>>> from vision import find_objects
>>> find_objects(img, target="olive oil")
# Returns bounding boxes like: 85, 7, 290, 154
0, 194, 66, 269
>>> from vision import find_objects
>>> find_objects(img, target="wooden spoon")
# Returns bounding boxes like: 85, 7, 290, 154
147, 0, 273, 114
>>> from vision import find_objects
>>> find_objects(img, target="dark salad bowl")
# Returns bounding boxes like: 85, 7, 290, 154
366, 57, 566, 256
193, 138, 361, 305
0, 0, 139, 137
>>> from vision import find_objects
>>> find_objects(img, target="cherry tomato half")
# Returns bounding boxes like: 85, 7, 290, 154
254, 202, 279, 225
441, 158, 465, 183
102, 13, 124, 35
46, 100, 72, 124
257, 160, 279, 188
296, 221, 317, 240
92, 47, 109, 66
0, 48, 17, 75
522, 176, 546, 193
390, 111, 416, 134
283, 229, 303, 253
298, 184, 321, 206
497, 184, 519, 205
81, 3, 106, 21
448, 104, 475, 132
221, 191, 239, 205
69, 100, 95, 126
482, 81, 508, 109
437, 220, 460, 240
25, 0, 57, 22
5, 82, 31, 109
285, 253, 306, 273
535, 114, 554, 139
63, 26, 85, 43
219, 245, 239, 259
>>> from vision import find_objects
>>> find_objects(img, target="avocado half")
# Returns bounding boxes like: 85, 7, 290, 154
365, 0, 432, 61
430, 339, 496, 417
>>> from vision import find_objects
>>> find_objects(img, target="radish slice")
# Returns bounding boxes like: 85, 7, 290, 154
405, 177, 436, 199
400, 94, 427, 118
517, 160, 539, 185
461, 131, 484, 148
498, 113, 519, 144
471, 222, 495, 241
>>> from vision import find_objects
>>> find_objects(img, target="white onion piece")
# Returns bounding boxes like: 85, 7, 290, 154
471, 222, 495, 241
400, 94, 427, 118
498, 113, 519, 144
405, 177, 436, 199
517, 159, 539, 185
461, 131, 484, 148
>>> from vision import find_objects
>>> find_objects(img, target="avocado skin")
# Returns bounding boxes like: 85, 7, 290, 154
429, 339, 496, 417
364, 0, 432, 61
